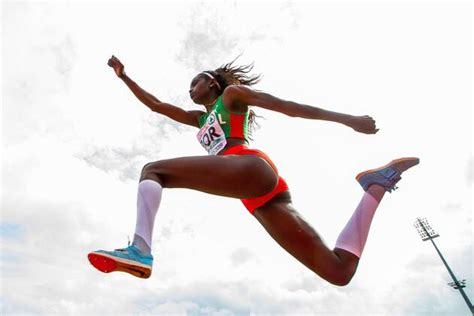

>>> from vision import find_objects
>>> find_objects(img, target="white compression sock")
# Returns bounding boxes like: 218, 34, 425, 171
335, 192, 380, 258
134, 179, 163, 250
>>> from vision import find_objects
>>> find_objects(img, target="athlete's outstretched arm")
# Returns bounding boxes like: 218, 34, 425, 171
225, 85, 378, 134
107, 55, 203, 128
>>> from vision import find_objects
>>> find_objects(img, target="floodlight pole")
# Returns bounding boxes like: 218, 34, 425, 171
415, 218, 473, 315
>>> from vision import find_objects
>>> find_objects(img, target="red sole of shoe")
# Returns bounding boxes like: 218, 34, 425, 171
88, 253, 117, 273
356, 157, 420, 181
87, 253, 151, 279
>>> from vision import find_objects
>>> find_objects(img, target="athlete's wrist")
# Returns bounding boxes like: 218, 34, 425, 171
334, 113, 353, 126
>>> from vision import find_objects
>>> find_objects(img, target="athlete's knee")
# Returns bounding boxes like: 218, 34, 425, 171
141, 162, 153, 173
140, 161, 164, 184
324, 268, 355, 287
141, 162, 154, 177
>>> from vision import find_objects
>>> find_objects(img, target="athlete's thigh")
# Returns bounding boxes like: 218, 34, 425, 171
254, 201, 324, 250
254, 201, 358, 284
144, 154, 278, 199
253, 201, 342, 272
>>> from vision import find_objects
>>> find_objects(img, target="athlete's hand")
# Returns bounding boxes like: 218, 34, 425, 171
347, 115, 379, 134
107, 55, 125, 78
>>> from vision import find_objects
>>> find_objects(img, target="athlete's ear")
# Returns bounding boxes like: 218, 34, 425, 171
209, 79, 218, 88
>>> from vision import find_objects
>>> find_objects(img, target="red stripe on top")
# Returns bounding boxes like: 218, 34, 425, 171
230, 113, 245, 138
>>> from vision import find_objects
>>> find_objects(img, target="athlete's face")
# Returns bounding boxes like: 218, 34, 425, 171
189, 75, 212, 105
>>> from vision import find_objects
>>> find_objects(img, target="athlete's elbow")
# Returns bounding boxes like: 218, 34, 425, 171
285, 111, 298, 118
149, 102, 172, 117
148, 101, 162, 112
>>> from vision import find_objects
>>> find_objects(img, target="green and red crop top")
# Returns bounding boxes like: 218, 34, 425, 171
197, 96, 249, 155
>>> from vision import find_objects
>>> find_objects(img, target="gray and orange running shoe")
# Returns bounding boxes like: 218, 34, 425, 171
356, 157, 420, 192
88, 244, 153, 279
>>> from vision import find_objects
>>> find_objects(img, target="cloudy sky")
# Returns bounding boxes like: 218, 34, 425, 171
1, 0, 472, 315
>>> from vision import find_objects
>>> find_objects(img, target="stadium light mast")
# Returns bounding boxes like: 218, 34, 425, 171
414, 217, 473, 315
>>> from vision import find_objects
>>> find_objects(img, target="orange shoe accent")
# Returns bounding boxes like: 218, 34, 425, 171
356, 157, 420, 181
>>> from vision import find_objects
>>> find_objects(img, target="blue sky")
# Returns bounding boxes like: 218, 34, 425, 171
1, 0, 473, 315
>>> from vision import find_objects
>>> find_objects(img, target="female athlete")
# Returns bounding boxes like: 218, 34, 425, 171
88, 55, 419, 286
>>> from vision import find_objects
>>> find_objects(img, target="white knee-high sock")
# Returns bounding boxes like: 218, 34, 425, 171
134, 180, 162, 249
335, 192, 380, 258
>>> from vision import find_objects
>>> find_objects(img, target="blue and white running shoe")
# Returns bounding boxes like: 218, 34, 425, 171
88, 244, 153, 279
356, 157, 420, 192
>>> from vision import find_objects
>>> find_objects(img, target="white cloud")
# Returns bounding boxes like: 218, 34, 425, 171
466, 156, 474, 186
229, 247, 255, 267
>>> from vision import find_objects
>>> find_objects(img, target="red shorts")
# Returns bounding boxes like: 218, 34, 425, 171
222, 145, 289, 214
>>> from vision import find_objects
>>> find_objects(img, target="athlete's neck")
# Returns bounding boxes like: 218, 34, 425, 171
203, 95, 220, 112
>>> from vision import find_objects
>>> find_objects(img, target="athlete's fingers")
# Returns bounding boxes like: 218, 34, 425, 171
111, 56, 122, 66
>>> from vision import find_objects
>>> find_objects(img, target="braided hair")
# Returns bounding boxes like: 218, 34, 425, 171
202, 59, 262, 136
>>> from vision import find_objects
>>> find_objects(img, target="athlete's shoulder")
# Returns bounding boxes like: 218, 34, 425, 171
222, 85, 256, 112
222, 85, 256, 100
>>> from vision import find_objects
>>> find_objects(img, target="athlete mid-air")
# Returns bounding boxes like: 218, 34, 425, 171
88, 55, 419, 285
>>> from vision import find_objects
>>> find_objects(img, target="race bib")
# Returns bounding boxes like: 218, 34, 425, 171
197, 112, 227, 155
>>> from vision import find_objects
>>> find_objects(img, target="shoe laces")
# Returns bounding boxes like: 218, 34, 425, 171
114, 237, 132, 252
387, 176, 401, 193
